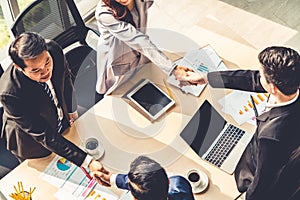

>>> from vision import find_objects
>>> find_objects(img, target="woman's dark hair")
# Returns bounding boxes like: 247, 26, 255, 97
128, 156, 169, 200
258, 46, 300, 95
102, 0, 136, 27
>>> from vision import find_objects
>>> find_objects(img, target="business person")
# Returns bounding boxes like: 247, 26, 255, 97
95, 0, 200, 95
93, 155, 195, 200
193, 46, 300, 200
0, 32, 109, 176
0, 107, 20, 179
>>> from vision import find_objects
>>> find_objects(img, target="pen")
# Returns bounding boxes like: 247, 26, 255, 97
266, 93, 271, 103
250, 95, 259, 117
80, 166, 93, 180
163, 79, 174, 99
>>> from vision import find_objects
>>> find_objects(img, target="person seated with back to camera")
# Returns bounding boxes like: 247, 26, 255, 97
95, 0, 200, 95
93, 155, 195, 200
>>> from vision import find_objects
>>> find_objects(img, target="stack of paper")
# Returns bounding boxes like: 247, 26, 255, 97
167, 44, 228, 96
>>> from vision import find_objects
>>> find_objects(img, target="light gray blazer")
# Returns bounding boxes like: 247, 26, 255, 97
95, 0, 174, 94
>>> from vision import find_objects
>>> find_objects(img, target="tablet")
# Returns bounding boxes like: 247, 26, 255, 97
127, 79, 175, 121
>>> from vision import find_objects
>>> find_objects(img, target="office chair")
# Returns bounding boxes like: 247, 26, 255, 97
0, 64, 3, 76
11, 0, 102, 116
0, 64, 20, 179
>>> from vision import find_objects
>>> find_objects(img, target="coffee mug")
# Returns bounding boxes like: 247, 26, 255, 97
84, 137, 101, 157
187, 169, 202, 189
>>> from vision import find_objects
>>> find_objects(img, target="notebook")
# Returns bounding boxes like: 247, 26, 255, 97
180, 100, 253, 174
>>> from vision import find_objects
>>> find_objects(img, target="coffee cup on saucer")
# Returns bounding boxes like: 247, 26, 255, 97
186, 169, 209, 193
84, 137, 105, 160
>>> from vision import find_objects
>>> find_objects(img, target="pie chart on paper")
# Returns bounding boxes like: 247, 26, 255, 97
56, 158, 71, 171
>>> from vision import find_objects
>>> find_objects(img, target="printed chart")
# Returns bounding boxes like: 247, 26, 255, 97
56, 157, 72, 171
237, 93, 269, 115
167, 44, 228, 96
218, 90, 269, 125
40, 155, 117, 200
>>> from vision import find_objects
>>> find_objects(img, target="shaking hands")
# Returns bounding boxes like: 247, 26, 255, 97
172, 65, 208, 86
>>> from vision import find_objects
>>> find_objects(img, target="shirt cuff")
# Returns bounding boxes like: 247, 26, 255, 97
168, 63, 178, 76
81, 154, 93, 168
110, 174, 117, 187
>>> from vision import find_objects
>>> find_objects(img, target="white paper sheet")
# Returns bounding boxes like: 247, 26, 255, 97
167, 44, 227, 96
40, 155, 117, 200
218, 90, 269, 125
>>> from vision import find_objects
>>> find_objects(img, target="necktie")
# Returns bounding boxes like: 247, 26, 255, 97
39, 82, 63, 134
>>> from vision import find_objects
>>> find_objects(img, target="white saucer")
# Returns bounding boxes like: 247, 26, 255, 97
191, 170, 209, 194
92, 146, 105, 160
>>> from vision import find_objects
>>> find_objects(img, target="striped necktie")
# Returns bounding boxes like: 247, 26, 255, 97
39, 82, 63, 134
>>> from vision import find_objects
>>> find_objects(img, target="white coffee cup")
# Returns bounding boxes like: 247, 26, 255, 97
187, 169, 202, 189
84, 137, 104, 159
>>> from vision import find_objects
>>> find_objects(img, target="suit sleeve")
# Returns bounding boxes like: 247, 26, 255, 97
0, 93, 86, 166
95, 6, 174, 74
115, 174, 130, 190
168, 176, 195, 200
207, 70, 266, 92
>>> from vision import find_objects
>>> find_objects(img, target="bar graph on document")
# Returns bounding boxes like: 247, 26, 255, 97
218, 91, 269, 125
197, 64, 209, 73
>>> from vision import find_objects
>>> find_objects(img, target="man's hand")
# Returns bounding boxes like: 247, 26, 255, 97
172, 66, 208, 85
68, 111, 78, 125
88, 160, 111, 186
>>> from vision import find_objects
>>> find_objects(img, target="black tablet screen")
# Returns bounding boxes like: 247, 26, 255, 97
131, 82, 171, 116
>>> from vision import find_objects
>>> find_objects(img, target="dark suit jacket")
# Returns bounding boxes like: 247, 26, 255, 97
116, 174, 195, 200
208, 70, 300, 200
0, 40, 87, 166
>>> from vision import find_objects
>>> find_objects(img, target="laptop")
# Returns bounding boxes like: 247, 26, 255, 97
180, 100, 253, 174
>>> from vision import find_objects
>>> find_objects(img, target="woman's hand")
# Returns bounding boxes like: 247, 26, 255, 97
172, 66, 208, 85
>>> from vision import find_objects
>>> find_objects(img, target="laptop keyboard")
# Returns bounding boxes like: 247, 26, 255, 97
204, 124, 245, 167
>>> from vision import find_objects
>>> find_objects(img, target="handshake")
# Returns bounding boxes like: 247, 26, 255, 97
171, 65, 208, 86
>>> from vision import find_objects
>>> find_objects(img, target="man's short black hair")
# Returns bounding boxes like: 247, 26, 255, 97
128, 156, 169, 200
9, 32, 47, 69
258, 46, 300, 95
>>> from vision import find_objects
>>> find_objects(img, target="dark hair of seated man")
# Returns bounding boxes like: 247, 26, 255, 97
128, 156, 169, 200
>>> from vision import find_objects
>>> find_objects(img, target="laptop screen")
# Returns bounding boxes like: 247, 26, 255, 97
180, 100, 227, 156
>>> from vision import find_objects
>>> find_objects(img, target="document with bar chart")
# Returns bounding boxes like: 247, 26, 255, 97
167, 44, 228, 96
218, 90, 269, 125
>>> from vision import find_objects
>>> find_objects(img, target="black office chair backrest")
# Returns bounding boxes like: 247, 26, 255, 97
0, 64, 3, 77
11, 0, 88, 49
10, 0, 101, 116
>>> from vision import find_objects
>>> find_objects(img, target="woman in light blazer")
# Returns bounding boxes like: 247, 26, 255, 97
95, 0, 200, 95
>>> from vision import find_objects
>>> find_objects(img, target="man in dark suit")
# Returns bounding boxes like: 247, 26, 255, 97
93, 155, 195, 200
0, 32, 109, 177
190, 46, 300, 200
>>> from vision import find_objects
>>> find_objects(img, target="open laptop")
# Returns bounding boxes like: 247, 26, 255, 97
180, 100, 253, 174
